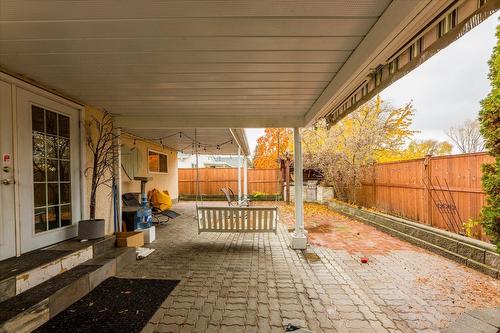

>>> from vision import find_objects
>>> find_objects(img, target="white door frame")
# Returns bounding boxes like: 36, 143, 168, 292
0, 72, 85, 257
0, 81, 16, 260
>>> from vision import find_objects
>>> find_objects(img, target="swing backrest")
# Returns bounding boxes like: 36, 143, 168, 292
196, 205, 278, 233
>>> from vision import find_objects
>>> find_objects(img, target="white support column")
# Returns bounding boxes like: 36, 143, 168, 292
112, 127, 122, 232
237, 147, 242, 202
243, 156, 248, 200
290, 127, 307, 249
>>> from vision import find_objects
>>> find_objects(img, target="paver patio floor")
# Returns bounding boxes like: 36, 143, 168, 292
119, 202, 500, 333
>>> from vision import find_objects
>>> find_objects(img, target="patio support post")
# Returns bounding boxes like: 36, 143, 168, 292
290, 127, 307, 249
244, 156, 248, 200
237, 147, 242, 202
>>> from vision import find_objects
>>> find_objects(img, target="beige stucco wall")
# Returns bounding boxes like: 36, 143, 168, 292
120, 136, 179, 200
83, 106, 115, 235
83, 107, 179, 235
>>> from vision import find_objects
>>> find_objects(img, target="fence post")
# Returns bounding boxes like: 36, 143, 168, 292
424, 155, 433, 226
372, 164, 377, 207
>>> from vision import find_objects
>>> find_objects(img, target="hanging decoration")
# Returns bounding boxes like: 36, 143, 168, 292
120, 130, 237, 155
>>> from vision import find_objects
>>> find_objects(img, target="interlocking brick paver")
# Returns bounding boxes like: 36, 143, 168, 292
118, 202, 500, 333
156, 323, 180, 333
221, 316, 246, 326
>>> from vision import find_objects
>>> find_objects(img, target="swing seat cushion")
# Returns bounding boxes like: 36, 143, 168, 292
196, 205, 278, 233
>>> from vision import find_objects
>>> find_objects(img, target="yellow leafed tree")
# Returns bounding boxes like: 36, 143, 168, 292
253, 128, 292, 169
302, 95, 416, 202
376, 139, 453, 163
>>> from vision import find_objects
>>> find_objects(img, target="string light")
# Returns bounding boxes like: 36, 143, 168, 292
122, 132, 236, 155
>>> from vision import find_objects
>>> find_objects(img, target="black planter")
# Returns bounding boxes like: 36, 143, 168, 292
78, 219, 105, 240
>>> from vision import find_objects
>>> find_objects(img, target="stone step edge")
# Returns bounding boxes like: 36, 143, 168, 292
328, 201, 499, 280
0, 236, 117, 303
0, 247, 135, 333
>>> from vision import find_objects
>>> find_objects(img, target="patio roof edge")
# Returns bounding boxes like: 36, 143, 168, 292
229, 128, 250, 156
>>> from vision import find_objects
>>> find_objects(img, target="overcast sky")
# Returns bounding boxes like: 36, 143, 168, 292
246, 13, 499, 154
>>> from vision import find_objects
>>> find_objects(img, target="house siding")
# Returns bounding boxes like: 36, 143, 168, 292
120, 136, 179, 202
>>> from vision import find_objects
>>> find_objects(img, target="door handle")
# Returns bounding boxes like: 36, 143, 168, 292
1, 179, 13, 185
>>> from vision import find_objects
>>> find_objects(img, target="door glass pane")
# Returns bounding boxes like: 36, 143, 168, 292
46, 111, 57, 135
58, 138, 70, 159
34, 183, 46, 207
32, 106, 45, 132
32, 105, 72, 233
60, 205, 72, 227
46, 135, 58, 159
59, 160, 70, 181
58, 114, 70, 138
60, 183, 71, 204
33, 133, 46, 157
33, 158, 46, 182
47, 206, 59, 230
34, 208, 47, 232
47, 159, 59, 181
47, 183, 59, 206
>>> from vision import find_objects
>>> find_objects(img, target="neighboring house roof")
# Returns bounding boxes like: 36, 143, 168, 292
178, 154, 244, 168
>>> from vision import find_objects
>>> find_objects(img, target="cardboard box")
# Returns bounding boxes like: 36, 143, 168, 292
136, 226, 156, 244
115, 231, 144, 248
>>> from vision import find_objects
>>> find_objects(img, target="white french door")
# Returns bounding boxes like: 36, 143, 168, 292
16, 88, 81, 253
0, 81, 16, 260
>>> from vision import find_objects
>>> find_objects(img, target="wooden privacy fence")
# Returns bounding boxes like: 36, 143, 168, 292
355, 152, 494, 240
179, 168, 281, 196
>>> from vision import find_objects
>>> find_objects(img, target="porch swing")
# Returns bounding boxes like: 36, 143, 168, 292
194, 129, 279, 234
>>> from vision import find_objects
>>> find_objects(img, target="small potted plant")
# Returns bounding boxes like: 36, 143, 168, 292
78, 111, 117, 239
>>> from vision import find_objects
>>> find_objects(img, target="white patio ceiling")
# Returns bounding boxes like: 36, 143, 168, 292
0, 0, 455, 128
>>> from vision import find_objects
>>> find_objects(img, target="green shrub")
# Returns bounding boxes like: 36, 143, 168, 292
479, 23, 500, 251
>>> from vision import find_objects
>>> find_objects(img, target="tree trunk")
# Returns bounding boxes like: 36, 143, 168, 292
89, 152, 99, 220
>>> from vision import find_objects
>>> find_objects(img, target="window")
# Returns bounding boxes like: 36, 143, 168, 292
409, 38, 422, 61
32, 105, 72, 233
438, 9, 457, 38
148, 150, 168, 173
478, 0, 488, 8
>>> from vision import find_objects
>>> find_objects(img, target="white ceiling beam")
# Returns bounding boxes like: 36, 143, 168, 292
0, 1, 390, 20
114, 114, 305, 129
229, 129, 250, 156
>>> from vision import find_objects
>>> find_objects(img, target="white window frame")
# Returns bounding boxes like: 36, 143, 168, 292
147, 149, 169, 174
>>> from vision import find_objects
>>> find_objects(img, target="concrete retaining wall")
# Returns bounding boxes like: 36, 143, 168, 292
328, 200, 499, 279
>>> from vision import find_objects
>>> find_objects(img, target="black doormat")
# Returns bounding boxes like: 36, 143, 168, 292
35, 277, 179, 333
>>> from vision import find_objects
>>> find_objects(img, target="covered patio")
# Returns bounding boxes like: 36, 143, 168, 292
120, 202, 499, 333
1, 0, 500, 332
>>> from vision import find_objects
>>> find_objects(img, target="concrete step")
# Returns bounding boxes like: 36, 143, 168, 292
0, 236, 115, 303
0, 246, 135, 333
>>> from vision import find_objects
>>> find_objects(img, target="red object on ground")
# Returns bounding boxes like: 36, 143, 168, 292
360, 257, 369, 263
